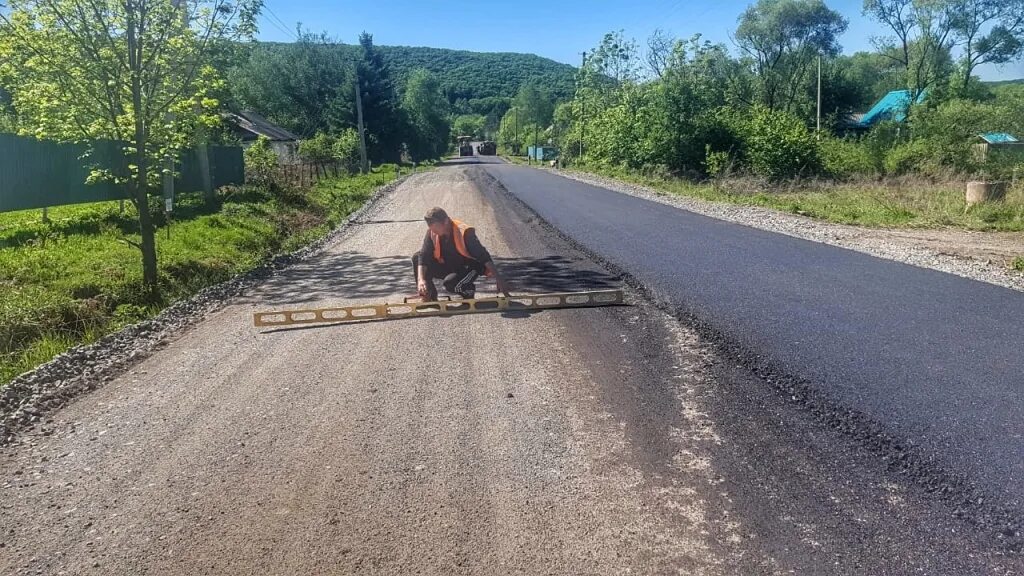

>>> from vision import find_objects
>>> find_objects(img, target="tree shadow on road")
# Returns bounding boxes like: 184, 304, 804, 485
243, 250, 621, 306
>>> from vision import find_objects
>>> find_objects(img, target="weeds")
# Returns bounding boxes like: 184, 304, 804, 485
573, 163, 1024, 231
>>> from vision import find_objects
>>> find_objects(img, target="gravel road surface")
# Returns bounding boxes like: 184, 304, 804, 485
1, 162, 1020, 574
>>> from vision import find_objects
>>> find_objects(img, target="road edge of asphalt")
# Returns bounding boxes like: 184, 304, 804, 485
480, 165, 1024, 549
0, 175, 410, 447
548, 166, 1024, 294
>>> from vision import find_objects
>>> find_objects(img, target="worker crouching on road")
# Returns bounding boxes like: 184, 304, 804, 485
413, 207, 510, 301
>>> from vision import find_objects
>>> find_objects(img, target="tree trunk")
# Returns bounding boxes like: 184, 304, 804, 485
128, 13, 159, 299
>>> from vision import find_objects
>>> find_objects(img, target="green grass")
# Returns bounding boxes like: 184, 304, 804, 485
568, 163, 1024, 232
1013, 256, 1024, 272
0, 165, 402, 386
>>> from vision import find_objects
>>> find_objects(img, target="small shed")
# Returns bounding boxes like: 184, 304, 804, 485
528, 146, 558, 161
973, 132, 1024, 163
224, 110, 301, 164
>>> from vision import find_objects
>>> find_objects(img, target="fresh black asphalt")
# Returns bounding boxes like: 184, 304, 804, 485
484, 161, 1024, 518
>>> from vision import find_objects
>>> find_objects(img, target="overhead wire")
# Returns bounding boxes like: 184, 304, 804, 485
260, 2, 297, 40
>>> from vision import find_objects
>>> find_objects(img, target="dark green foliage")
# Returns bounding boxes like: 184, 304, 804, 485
402, 69, 450, 161
735, 0, 848, 113
728, 107, 823, 181
228, 31, 354, 138
378, 45, 576, 102
357, 33, 407, 164
227, 41, 574, 127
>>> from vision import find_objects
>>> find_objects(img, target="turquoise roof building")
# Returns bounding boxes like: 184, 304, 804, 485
857, 90, 928, 128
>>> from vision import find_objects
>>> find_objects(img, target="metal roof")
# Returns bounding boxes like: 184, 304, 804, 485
979, 132, 1019, 144
225, 110, 300, 142
857, 90, 927, 128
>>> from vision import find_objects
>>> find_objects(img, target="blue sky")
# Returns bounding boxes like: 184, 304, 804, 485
256, 0, 1023, 81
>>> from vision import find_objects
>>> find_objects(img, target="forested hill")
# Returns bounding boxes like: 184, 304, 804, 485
375, 45, 577, 102
241, 42, 576, 103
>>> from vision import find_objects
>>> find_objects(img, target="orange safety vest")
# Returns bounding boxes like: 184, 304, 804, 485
432, 219, 493, 276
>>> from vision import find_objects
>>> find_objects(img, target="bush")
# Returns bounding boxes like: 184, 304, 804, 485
734, 107, 821, 181
819, 136, 876, 179
885, 139, 934, 176
298, 132, 335, 165
704, 145, 734, 178
331, 128, 362, 174
243, 135, 278, 189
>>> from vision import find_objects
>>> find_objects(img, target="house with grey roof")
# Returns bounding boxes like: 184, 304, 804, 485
224, 110, 301, 164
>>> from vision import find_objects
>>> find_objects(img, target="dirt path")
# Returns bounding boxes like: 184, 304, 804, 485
0, 165, 1018, 575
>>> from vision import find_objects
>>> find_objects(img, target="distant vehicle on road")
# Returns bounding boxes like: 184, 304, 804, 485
477, 141, 497, 155
457, 136, 474, 157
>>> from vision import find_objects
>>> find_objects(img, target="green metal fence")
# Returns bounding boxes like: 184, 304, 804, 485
0, 133, 244, 213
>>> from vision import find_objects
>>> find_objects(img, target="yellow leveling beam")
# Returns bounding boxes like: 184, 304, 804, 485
253, 289, 625, 328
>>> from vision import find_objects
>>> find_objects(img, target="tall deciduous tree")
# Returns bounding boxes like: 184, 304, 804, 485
645, 28, 675, 79
402, 68, 450, 160
512, 81, 555, 128
948, 0, 1024, 93
863, 0, 956, 99
0, 0, 259, 296
229, 29, 354, 137
735, 0, 848, 113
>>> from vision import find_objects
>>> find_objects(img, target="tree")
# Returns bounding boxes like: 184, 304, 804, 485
948, 0, 1024, 93
735, 0, 848, 113
586, 31, 642, 84
229, 29, 354, 138
356, 32, 405, 163
513, 81, 555, 127
402, 68, 450, 160
646, 29, 675, 79
0, 0, 259, 297
452, 114, 485, 139
863, 0, 957, 99
834, 51, 904, 110
658, 36, 745, 170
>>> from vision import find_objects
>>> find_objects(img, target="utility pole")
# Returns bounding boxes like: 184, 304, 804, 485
533, 123, 538, 163
515, 107, 519, 156
355, 71, 368, 174
579, 51, 586, 161
816, 55, 822, 138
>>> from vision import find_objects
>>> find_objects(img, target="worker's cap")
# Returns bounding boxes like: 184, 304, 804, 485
424, 207, 449, 224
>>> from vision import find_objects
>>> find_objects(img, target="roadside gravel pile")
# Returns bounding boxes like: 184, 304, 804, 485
0, 176, 406, 445
556, 169, 1024, 294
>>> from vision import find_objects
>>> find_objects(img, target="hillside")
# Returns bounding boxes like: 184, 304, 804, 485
375, 45, 577, 102
236, 41, 576, 104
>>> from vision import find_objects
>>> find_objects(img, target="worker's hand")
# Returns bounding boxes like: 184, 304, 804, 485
495, 277, 511, 297
417, 280, 429, 299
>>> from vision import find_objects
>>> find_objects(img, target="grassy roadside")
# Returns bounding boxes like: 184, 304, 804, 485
0, 165, 408, 386
551, 163, 1024, 233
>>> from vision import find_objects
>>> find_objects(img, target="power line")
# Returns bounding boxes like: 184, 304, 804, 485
261, 3, 297, 40
265, 5, 295, 37
259, 14, 294, 40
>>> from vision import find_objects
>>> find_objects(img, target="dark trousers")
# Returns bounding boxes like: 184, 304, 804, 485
412, 251, 485, 300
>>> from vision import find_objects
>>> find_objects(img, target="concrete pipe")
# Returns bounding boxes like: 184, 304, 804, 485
966, 181, 1009, 205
